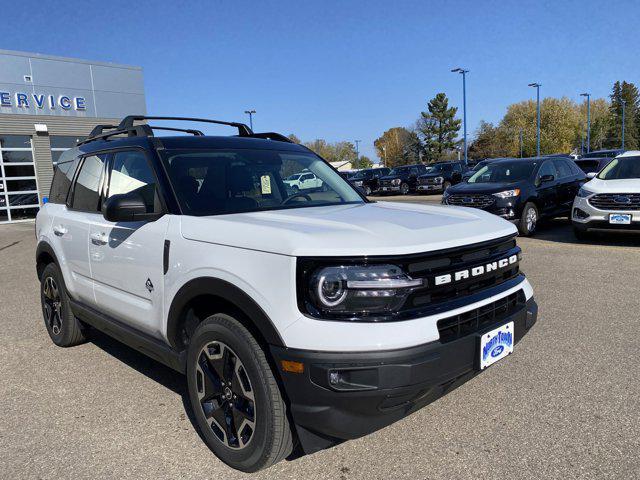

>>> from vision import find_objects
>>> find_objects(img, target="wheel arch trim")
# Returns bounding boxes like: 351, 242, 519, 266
166, 277, 286, 350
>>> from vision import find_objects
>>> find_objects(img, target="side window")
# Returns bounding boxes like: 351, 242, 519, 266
70, 154, 106, 212
49, 150, 80, 204
553, 159, 573, 179
410, 167, 418, 176
536, 161, 557, 182
108, 150, 160, 213
453, 163, 462, 172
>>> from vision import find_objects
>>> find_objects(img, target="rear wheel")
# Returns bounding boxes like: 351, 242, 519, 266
518, 202, 539, 236
40, 263, 86, 347
186, 314, 293, 472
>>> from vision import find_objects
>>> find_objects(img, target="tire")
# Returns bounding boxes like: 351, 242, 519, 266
40, 263, 87, 347
518, 202, 539, 236
186, 314, 293, 472
364, 185, 372, 196
400, 182, 410, 195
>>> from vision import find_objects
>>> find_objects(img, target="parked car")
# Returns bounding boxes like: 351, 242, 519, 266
573, 157, 613, 175
378, 163, 429, 194
416, 161, 465, 194
350, 167, 391, 195
581, 149, 625, 159
283, 170, 324, 191
572, 152, 640, 238
443, 156, 587, 236
35, 115, 537, 472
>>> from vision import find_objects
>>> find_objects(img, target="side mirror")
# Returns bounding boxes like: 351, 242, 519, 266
103, 192, 161, 222
539, 174, 555, 183
587, 172, 597, 179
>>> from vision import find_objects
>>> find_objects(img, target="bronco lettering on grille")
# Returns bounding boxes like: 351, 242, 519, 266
434, 254, 518, 286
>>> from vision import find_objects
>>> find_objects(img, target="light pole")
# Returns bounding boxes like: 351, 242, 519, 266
580, 93, 590, 153
451, 68, 469, 165
354, 140, 361, 168
244, 110, 256, 130
621, 99, 626, 150
519, 128, 523, 158
528, 83, 541, 157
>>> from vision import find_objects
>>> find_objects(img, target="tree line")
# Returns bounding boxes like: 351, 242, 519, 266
286, 135, 373, 169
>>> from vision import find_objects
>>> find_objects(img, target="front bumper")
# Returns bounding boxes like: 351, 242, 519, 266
271, 297, 538, 453
379, 185, 401, 193
572, 197, 640, 231
417, 183, 444, 192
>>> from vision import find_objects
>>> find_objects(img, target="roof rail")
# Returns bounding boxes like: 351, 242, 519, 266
118, 115, 253, 137
250, 132, 294, 143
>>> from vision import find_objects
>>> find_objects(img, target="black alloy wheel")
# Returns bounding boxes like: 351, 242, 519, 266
195, 341, 256, 449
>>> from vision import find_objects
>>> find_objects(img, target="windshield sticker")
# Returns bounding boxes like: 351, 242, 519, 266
261, 175, 272, 194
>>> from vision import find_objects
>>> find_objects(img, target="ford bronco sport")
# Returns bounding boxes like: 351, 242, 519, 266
35, 116, 538, 472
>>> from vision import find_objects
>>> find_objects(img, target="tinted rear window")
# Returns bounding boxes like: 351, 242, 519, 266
49, 150, 80, 204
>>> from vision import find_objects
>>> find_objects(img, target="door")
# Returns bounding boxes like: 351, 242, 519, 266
553, 159, 578, 214
52, 153, 107, 304
451, 163, 463, 184
89, 149, 169, 337
535, 160, 560, 217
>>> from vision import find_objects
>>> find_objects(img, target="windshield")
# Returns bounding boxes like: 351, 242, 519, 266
161, 149, 364, 216
468, 161, 537, 183
597, 156, 640, 180
424, 164, 445, 173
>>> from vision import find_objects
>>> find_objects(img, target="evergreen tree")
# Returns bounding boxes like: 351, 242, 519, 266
417, 93, 461, 161
607, 81, 639, 150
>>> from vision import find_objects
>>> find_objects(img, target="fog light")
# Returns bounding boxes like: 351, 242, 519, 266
327, 368, 379, 391
573, 208, 589, 220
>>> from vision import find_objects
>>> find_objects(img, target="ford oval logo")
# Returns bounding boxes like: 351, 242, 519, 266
462, 197, 473, 203
614, 196, 631, 204
491, 345, 505, 357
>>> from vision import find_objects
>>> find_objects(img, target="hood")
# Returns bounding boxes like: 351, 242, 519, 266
380, 174, 402, 181
180, 202, 517, 257
586, 178, 640, 193
418, 172, 444, 179
447, 181, 525, 195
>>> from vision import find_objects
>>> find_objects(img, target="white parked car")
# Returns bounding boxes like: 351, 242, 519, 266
572, 151, 640, 238
35, 116, 538, 472
283, 171, 323, 190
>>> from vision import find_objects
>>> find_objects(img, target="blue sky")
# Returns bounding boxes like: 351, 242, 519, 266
4, 0, 640, 159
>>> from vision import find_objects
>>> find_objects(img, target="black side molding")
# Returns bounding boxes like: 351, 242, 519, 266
69, 299, 186, 374
163, 240, 170, 275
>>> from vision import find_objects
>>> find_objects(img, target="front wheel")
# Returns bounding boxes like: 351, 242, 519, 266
518, 202, 539, 236
186, 314, 293, 472
573, 226, 592, 241
40, 263, 87, 347
400, 182, 410, 195
364, 185, 372, 196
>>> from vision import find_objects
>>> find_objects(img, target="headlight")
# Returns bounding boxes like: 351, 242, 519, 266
577, 187, 595, 198
493, 189, 521, 198
354, 181, 363, 186
434, 176, 444, 183
309, 264, 422, 316
391, 178, 401, 185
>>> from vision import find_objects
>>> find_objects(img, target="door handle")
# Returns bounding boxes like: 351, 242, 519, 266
53, 225, 67, 236
90, 232, 108, 245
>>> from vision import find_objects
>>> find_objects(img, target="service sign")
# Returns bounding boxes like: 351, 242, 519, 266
0, 91, 86, 112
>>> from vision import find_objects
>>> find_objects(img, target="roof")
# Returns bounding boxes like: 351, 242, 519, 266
0, 48, 142, 70
617, 150, 640, 158
79, 134, 308, 154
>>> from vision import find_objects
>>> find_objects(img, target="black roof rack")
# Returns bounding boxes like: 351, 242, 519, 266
78, 115, 295, 147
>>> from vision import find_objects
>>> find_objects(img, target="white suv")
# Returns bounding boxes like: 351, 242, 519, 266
35, 116, 538, 472
572, 151, 640, 238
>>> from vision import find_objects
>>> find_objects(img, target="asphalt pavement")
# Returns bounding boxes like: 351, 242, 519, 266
1, 198, 639, 479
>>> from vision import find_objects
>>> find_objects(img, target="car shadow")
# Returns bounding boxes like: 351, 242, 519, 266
532, 218, 640, 247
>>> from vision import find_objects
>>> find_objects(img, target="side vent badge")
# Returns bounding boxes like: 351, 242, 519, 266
145, 278, 154, 293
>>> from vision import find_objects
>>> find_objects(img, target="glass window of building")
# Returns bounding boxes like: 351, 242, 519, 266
0, 135, 39, 223
50, 136, 84, 166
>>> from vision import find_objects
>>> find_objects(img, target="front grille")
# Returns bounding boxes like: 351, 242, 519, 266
588, 193, 640, 211
446, 194, 495, 208
419, 177, 439, 185
437, 290, 525, 343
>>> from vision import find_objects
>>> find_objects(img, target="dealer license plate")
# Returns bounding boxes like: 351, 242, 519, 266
609, 213, 631, 225
479, 321, 514, 370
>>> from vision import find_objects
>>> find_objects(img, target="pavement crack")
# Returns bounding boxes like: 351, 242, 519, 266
0, 241, 21, 252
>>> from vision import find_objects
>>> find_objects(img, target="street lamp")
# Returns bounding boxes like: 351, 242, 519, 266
580, 93, 591, 153
528, 83, 541, 157
621, 99, 626, 150
451, 68, 469, 165
354, 140, 361, 167
519, 128, 523, 158
244, 110, 256, 130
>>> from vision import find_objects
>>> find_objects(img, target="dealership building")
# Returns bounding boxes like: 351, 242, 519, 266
0, 49, 146, 223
